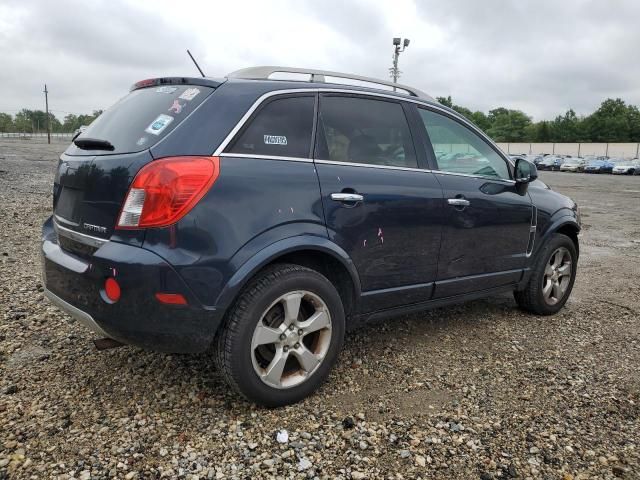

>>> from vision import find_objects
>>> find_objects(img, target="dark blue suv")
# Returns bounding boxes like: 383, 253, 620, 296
42, 67, 580, 406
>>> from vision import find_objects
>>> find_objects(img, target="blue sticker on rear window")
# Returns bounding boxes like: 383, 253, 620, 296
145, 114, 174, 135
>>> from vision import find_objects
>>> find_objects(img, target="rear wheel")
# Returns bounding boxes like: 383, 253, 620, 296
514, 233, 577, 315
215, 264, 345, 407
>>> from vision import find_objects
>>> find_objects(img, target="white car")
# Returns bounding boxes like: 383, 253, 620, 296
612, 159, 640, 175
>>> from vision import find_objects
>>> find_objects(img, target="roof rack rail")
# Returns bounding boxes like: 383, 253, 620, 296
227, 66, 434, 101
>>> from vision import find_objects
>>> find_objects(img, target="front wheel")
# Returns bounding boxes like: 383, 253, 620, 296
514, 233, 577, 315
215, 264, 345, 407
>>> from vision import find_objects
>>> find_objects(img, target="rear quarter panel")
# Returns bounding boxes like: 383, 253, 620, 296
142, 156, 327, 306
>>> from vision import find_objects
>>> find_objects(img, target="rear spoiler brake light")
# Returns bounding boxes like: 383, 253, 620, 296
130, 77, 223, 92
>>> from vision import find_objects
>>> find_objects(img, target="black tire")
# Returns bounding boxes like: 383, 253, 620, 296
514, 233, 577, 315
215, 263, 345, 407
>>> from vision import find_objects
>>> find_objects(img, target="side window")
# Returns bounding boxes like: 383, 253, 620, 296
317, 96, 417, 168
418, 108, 511, 180
227, 96, 314, 158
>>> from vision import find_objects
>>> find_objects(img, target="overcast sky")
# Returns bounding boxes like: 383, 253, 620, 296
1, 0, 639, 121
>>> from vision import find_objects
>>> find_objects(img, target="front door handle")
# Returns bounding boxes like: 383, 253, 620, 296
331, 193, 364, 203
447, 198, 470, 207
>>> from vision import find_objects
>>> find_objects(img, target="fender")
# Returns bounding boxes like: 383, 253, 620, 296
214, 234, 362, 312
531, 212, 581, 263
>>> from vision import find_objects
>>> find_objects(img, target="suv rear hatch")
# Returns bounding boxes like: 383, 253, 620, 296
53, 79, 218, 254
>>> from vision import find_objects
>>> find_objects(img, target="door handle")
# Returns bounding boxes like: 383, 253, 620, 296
447, 198, 470, 207
331, 193, 364, 203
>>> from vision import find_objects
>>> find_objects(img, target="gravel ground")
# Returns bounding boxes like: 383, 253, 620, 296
1, 139, 639, 480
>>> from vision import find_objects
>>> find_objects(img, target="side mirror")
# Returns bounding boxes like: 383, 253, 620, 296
515, 158, 538, 184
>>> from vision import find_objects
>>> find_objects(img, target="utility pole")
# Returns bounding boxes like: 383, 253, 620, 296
389, 37, 410, 84
44, 84, 51, 144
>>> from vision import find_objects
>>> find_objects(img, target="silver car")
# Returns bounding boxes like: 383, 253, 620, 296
612, 159, 640, 175
560, 158, 585, 172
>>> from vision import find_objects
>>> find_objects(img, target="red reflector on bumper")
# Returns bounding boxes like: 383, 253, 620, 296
155, 293, 188, 305
104, 278, 121, 302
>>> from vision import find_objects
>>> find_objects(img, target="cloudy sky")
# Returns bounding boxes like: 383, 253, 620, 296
1, 0, 639, 121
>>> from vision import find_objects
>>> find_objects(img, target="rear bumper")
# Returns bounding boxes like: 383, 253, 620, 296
44, 288, 110, 337
41, 217, 223, 353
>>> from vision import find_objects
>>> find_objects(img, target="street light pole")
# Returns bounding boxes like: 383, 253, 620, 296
390, 37, 410, 84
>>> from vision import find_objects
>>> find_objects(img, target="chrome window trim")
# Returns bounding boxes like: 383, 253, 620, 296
433, 170, 516, 184
53, 219, 108, 248
220, 153, 313, 163
314, 159, 429, 173
213, 88, 514, 166
220, 154, 515, 182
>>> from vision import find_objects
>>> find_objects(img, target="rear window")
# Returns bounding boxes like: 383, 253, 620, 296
71, 85, 214, 155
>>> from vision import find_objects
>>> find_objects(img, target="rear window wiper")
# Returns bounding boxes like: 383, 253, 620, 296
73, 137, 115, 151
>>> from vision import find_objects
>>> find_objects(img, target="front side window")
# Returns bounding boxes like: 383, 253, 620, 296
418, 108, 510, 179
317, 96, 417, 168
227, 95, 314, 158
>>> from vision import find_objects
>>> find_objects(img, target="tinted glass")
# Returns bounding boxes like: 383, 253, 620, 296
228, 96, 314, 158
75, 85, 214, 155
418, 109, 510, 179
317, 96, 417, 168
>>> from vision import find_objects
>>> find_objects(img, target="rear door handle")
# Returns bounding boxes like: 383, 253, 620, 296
447, 198, 470, 207
331, 193, 364, 203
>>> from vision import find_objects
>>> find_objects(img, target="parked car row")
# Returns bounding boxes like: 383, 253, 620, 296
509, 154, 640, 175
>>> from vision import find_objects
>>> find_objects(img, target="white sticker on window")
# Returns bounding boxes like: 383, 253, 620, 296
145, 114, 174, 136
179, 87, 200, 101
156, 86, 178, 94
263, 135, 288, 145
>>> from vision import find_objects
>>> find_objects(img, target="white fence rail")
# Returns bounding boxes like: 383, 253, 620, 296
0, 132, 74, 141
496, 142, 640, 158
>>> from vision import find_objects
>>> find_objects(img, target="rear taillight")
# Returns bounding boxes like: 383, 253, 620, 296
117, 156, 219, 229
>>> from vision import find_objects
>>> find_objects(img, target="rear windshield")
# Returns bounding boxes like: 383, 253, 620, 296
70, 85, 214, 155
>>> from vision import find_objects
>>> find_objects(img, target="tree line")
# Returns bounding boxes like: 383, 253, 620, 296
436, 97, 640, 143
2, 97, 640, 142
0, 109, 103, 134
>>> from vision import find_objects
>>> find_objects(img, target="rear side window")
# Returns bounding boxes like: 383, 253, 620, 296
316, 95, 417, 168
73, 85, 213, 155
227, 96, 315, 158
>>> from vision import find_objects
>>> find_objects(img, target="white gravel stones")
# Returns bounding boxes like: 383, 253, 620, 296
1, 141, 640, 478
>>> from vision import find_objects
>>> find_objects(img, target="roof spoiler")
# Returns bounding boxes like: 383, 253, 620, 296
130, 77, 223, 92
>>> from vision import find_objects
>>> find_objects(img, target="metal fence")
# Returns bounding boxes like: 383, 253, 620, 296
496, 142, 640, 158
0, 132, 74, 141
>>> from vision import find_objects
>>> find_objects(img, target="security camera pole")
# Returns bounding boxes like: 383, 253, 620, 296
390, 37, 410, 84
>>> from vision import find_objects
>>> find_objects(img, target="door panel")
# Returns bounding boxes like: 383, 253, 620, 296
316, 163, 444, 310
412, 106, 533, 298
314, 94, 445, 312
434, 173, 531, 297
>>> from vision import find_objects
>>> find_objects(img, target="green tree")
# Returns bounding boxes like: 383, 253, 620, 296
436, 96, 491, 131
0, 113, 13, 132
13, 109, 34, 132
486, 109, 532, 142
533, 121, 551, 142
549, 109, 581, 142
583, 98, 630, 142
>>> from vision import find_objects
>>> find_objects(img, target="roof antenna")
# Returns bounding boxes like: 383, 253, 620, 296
187, 49, 205, 77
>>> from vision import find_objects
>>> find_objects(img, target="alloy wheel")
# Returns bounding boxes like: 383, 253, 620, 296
542, 247, 572, 305
251, 291, 332, 389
